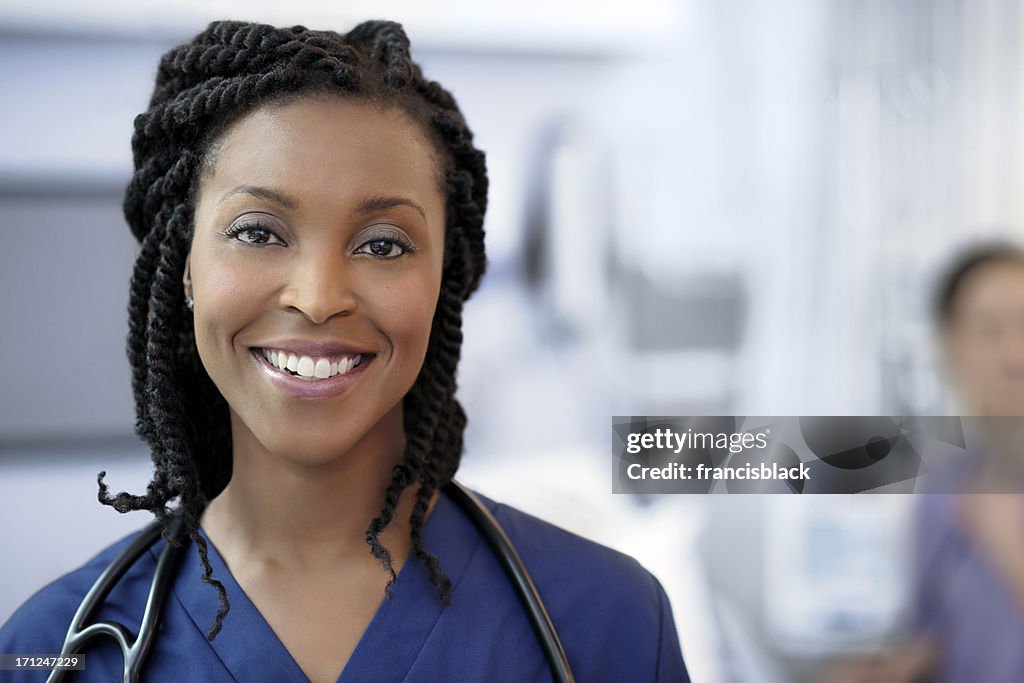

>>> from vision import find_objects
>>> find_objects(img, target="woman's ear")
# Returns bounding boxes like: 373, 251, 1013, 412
183, 253, 194, 306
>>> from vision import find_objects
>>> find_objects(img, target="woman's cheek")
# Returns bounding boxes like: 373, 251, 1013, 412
376, 276, 441, 369
192, 260, 266, 376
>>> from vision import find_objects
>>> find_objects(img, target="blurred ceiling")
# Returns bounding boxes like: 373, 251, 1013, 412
0, 0, 682, 55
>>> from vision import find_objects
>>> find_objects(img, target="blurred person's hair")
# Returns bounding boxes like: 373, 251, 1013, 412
933, 239, 1024, 328
96, 19, 488, 640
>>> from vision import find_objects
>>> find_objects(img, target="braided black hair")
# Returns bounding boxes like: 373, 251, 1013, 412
96, 19, 487, 641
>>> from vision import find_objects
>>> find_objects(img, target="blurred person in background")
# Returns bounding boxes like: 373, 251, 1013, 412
939, 241, 1024, 418
822, 240, 1024, 683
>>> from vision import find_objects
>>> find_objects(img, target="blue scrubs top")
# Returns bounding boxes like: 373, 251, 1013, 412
0, 489, 690, 682
912, 491, 1024, 681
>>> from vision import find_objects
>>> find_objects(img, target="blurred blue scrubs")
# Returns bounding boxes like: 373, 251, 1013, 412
914, 490, 1024, 682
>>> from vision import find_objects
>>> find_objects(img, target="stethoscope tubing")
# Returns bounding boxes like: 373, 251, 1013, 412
46, 481, 575, 683
445, 480, 576, 683
47, 513, 187, 683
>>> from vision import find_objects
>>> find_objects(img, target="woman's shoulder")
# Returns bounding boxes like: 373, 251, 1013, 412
468, 490, 674, 628
463, 490, 690, 681
0, 522, 156, 658
478, 492, 661, 588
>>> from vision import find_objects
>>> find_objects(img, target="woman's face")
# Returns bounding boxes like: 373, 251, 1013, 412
944, 260, 1024, 416
186, 95, 446, 465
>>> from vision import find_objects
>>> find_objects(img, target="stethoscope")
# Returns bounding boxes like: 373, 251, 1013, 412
47, 480, 575, 683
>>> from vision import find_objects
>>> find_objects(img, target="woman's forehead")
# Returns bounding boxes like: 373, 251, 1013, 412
951, 260, 1024, 319
197, 96, 445, 216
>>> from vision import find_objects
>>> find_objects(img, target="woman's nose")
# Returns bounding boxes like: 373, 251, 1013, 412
278, 250, 358, 324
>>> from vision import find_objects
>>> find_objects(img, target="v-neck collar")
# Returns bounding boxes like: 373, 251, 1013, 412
166, 488, 482, 682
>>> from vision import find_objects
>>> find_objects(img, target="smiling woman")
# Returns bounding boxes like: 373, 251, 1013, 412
0, 19, 689, 683
187, 99, 446, 475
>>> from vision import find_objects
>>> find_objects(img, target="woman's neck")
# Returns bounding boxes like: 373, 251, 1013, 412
200, 405, 436, 573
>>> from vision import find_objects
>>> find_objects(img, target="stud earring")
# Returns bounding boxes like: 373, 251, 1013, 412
185, 296, 194, 311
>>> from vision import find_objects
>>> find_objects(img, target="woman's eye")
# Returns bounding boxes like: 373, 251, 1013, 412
223, 220, 284, 246
355, 234, 414, 259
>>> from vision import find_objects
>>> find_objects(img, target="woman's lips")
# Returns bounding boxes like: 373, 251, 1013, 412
250, 347, 373, 399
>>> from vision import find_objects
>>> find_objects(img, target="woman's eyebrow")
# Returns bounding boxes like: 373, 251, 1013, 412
217, 187, 427, 221
218, 185, 297, 209
358, 194, 427, 221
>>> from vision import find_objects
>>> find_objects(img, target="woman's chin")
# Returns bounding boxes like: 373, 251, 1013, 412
260, 436, 363, 469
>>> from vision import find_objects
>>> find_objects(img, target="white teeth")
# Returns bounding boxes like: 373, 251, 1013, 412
259, 348, 365, 381
296, 356, 315, 377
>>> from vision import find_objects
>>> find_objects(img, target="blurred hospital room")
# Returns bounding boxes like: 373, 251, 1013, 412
3, 1, 1024, 681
